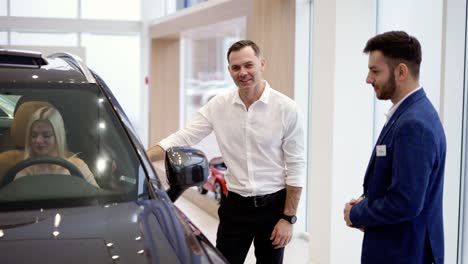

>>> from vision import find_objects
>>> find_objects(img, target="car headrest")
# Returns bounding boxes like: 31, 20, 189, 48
11, 101, 53, 148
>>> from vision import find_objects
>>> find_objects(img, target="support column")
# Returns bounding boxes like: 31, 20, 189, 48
308, 0, 375, 263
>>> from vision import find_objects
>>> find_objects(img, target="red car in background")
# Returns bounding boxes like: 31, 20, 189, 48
198, 157, 227, 203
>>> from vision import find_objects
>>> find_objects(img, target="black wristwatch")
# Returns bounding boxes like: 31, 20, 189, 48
281, 214, 297, 224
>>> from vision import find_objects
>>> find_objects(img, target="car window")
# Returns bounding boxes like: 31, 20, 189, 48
0, 84, 142, 210
0, 108, 8, 117
0, 95, 19, 118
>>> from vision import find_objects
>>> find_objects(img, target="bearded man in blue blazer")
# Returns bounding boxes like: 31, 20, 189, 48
343, 31, 446, 264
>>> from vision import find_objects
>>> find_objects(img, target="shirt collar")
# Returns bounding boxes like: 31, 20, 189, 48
385, 86, 422, 122
232, 80, 271, 105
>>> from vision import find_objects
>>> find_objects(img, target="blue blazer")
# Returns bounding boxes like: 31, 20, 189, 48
350, 89, 446, 264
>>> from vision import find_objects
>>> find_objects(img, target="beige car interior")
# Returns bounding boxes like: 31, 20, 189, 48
0, 101, 53, 185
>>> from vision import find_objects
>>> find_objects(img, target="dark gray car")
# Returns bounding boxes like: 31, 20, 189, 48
0, 49, 226, 264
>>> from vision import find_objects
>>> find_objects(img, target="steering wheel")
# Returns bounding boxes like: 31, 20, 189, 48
2, 156, 85, 187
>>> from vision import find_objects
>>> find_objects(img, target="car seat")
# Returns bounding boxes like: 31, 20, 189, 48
0, 101, 53, 185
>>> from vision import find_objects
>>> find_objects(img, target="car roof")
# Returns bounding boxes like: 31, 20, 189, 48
0, 49, 95, 84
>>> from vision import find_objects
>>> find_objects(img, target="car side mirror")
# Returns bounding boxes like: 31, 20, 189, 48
165, 146, 209, 202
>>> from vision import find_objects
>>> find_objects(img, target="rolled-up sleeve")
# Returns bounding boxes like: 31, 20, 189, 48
282, 106, 306, 187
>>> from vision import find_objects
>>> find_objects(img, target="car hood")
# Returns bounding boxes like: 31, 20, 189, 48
0, 200, 207, 264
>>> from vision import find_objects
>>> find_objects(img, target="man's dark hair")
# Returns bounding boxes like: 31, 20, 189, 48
363, 31, 422, 79
227, 40, 261, 62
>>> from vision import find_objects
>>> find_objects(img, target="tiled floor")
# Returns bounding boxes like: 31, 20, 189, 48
175, 196, 309, 264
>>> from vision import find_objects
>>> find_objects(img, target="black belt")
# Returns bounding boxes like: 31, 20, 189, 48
227, 189, 285, 208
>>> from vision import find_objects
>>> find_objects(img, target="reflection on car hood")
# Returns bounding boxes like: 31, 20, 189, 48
0, 200, 205, 264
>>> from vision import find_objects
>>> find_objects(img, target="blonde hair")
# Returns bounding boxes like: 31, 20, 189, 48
24, 106, 67, 159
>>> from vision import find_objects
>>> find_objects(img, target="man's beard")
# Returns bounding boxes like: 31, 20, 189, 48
376, 74, 396, 100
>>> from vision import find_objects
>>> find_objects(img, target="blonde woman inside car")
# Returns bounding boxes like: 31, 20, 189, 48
14, 106, 99, 188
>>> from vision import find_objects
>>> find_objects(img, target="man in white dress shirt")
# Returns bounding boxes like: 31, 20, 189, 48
147, 40, 306, 264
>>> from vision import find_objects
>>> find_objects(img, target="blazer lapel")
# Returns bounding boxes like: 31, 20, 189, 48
362, 89, 427, 193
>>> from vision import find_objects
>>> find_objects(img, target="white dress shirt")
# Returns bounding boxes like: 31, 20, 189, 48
159, 81, 306, 197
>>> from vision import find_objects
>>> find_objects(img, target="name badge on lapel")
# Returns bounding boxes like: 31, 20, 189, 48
376, 145, 386, 157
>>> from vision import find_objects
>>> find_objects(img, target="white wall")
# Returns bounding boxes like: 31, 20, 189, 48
294, 0, 312, 234
308, 0, 465, 263
308, 0, 376, 263
443, 0, 467, 263
374, 0, 443, 137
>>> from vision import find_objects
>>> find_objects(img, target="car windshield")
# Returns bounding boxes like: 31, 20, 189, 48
0, 83, 145, 211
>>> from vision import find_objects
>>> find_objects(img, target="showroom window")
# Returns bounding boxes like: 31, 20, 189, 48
0, 32, 6, 45
0, 0, 143, 141
180, 17, 246, 159
462, 60, 468, 262
0, 0, 6, 16
10, 32, 78, 46
461, 1, 468, 261
176, 0, 207, 10
10, 0, 77, 18
6, 0, 140, 20
81, 33, 141, 132
81, 0, 140, 20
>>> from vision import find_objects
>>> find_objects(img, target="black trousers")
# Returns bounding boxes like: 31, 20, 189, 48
216, 189, 286, 264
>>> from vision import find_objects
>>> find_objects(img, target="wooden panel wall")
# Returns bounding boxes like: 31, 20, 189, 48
148, 38, 180, 147
248, 0, 296, 98
148, 0, 296, 145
